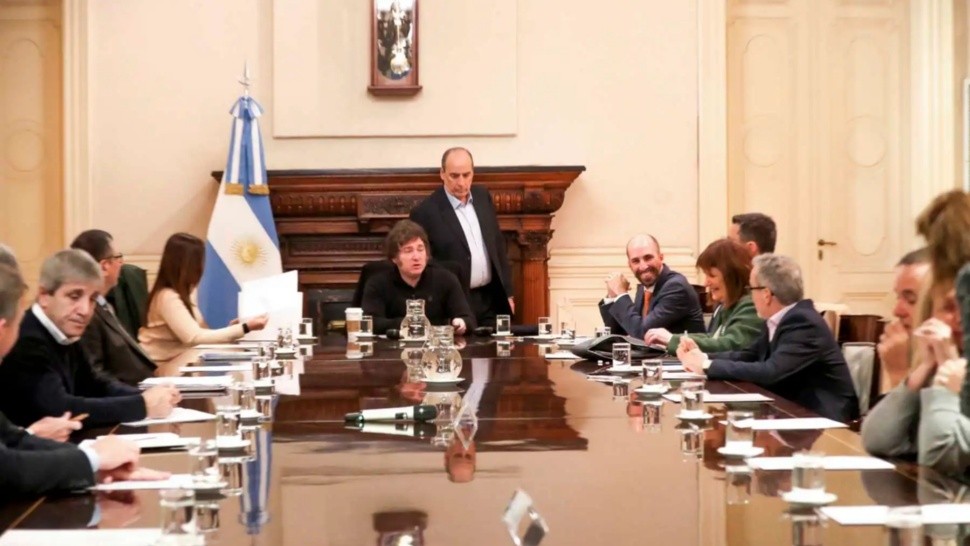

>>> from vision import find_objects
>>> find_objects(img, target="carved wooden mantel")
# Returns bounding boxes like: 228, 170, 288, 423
211, 166, 584, 324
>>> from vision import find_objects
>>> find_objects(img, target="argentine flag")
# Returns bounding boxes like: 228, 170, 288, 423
198, 95, 282, 328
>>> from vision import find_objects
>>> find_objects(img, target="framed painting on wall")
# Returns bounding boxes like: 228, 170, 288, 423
369, 0, 421, 96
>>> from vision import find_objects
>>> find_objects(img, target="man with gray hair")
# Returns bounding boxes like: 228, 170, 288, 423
0, 243, 16, 270
678, 254, 859, 422
0, 249, 180, 428
0, 261, 168, 495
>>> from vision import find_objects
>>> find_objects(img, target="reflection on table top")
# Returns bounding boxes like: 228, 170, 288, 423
2, 335, 967, 545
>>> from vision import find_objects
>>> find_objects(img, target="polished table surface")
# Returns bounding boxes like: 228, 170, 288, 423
1, 335, 968, 545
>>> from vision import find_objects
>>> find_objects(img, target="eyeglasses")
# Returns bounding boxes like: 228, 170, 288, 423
750, 285, 768, 291
108, 253, 124, 261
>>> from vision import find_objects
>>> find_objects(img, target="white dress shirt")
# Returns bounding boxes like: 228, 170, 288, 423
445, 191, 492, 289
767, 303, 798, 342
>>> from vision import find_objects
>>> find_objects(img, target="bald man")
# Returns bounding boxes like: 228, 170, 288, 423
599, 234, 705, 339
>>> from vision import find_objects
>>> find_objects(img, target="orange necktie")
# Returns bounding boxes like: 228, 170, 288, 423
641, 290, 652, 317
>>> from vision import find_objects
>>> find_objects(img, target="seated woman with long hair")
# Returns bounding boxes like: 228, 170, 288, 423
644, 238, 762, 353
862, 190, 969, 475
139, 233, 268, 363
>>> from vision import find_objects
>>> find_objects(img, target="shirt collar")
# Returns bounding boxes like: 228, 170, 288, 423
95, 294, 108, 307
767, 302, 798, 341
445, 190, 473, 209
31, 303, 76, 345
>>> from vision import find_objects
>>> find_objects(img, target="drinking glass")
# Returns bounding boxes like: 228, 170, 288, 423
884, 506, 922, 546
791, 451, 826, 500
345, 307, 363, 337
641, 359, 663, 387
642, 400, 662, 432
679, 424, 702, 456
252, 357, 271, 380
188, 439, 220, 486
360, 315, 374, 336
537, 317, 552, 336
611, 343, 631, 368
595, 326, 612, 338
725, 410, 755, 451
496, 314, 512, 336
215, 404, 242, 439
158, 489, 196, 543
230, 382, 256, 412
559, 321, 575, 339
680, 381, 706, 416
299, 318, 314, 337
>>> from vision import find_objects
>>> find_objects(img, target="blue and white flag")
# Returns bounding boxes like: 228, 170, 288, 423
241, 406, 275, 535
198, 95, 282, 328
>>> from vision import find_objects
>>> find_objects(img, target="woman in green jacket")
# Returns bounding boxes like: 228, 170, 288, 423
644, 238, 763, 354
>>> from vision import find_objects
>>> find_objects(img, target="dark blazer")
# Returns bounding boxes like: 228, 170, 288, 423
79, 303, 157, 386
106, 263, 149, 339
707, 299, 860, 423
361, 264, 476, 334
598, 264, 706, 338
409, 186, 513, 313
0, 310, 148, 428
0, 410, 94, 497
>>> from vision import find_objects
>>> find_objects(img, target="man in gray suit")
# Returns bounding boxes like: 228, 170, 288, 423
71, 230, 156, 385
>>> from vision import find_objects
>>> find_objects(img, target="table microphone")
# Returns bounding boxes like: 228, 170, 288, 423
345, 421, 436, 439
344, 404, 438, 423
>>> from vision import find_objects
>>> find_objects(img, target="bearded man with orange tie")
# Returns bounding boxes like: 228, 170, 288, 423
598, 234, 705, 338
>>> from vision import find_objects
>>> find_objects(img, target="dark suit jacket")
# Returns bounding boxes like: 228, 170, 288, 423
361, 265, 476, 334
79, 304, 156, 386
598, 264, 706, 338
106, 263, 149, 339
0, 310, 147, 428
409, 186, 513, 314
707, 299, 860, 423
0, 411, 94, 497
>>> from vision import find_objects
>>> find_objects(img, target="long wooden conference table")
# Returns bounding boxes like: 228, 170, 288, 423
0, 335, 965, 545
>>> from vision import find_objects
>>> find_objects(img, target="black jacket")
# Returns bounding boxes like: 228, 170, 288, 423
0, 310, 147, 428
409, 185, 513, 314
598, 264, 706, 338
79, 303, 156, 386
361, 265, 476, 334
0, 410, 94, 497
708, 299, 860, 422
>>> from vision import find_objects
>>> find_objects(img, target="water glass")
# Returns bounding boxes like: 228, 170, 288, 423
611, 342, 631, 367
679, 424, 702, 456
537, 317, 552, 336
360, 315, 374, 336
595, 326, 612, 337
158, 488, 196, 542
230, 382, 256, 412
496, 314, 512, 336
791, 451, 826, 499
188, 439, 220, 486
725, 410, 755, 450
298, 318, 313, 337
194, 499, 221, 534
559, 321, 575, 339
642, 400, 662, 432
215, 404, 242, 439
345, 307, 363, 337
884, 506, 922, 546
680, 381, 706, 416
725, 464, 752, 505
641, 359, 663, 386
252, 357, 271, 380
496, 340, 512, 357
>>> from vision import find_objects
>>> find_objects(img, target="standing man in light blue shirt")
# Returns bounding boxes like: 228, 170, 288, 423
410, 148, 515, 328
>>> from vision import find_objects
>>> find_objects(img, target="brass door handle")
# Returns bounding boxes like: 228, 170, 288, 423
817, 239, 837, 246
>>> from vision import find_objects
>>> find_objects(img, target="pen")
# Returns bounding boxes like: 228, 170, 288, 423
70, 413, 89, 422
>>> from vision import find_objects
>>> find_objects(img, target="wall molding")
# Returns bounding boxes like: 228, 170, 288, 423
62, 0, 92, 242
697, 0, 729, 250
126, 254, 161, 286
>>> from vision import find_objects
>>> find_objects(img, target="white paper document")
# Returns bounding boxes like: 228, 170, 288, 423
544, 351, 580, 360
90, 473, 203, 492
122, 407, 216, 427
140, 376, 233, 389
0, 529, 161, 546
749, 417, 847, 430
747, 456, 894, 471
663, 393, 773, 403
80, 433, 200, 450
180, 364, 251, 373
820, 504, 970, 526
